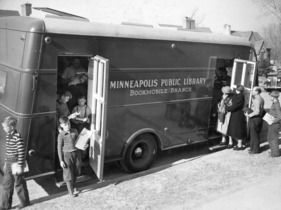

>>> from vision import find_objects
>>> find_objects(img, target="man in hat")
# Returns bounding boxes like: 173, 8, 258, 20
245, 86, 265, 154
266, 90, 281, 157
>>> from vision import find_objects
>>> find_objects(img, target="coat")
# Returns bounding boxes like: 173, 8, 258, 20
225, 92, 247, 139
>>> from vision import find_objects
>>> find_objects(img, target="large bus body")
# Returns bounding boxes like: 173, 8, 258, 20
0, 16, 257, 179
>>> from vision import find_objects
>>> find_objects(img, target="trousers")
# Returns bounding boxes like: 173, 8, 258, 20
267, 123, 280, 157
249, 117, 263, 153
1, 161, 30, 209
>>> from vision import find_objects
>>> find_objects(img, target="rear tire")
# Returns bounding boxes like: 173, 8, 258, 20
121, 134, 157, 173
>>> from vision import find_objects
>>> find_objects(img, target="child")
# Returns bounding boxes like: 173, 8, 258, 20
57, 116, 81, 197
71, 95, 91, 134
0, 116, 30, 210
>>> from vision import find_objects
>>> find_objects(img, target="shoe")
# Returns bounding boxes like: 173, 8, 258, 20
69, 193, 77, 198
73, 188, 80, 195
233, 146, 244, 151
226, 144, 233, 149
248, 151, 259, 154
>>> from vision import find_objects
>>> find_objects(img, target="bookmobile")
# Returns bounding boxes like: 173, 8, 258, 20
0, 13, 258, 182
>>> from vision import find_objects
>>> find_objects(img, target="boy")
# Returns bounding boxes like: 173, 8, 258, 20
57, 115, 81, 197
71, 95, 91, 134
56, 91, 79, 132
0, 117, 30, 210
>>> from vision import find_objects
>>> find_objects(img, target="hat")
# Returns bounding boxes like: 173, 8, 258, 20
270, 90, 280, 98
222, 86, 231, 94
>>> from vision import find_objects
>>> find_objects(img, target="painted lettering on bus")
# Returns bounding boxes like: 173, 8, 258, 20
110, 77, 207, 89
110, 79, 158, 89
130, 89, 168, 96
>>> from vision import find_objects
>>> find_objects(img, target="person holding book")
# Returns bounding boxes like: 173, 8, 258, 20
217, 86, 234, 147
61, 58, 87, 111
266, 90, 281, 157
57, 116, 81, 197
71, 95, 91, 134
0, 117, 30, 210
245, 87, 265, 154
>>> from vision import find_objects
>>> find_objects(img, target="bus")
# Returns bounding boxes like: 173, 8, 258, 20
0, 15, 257, 181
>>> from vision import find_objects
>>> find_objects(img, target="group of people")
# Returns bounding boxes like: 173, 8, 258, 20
0, 59, 92, 209
217, 84, 281, 157
56, 58, 92, 198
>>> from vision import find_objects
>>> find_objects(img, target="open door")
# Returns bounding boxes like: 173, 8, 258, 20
87, 55, 109, 181
230, 59, 257, 107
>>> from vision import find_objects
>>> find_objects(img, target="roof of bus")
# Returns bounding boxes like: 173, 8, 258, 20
0, 16, 252, 47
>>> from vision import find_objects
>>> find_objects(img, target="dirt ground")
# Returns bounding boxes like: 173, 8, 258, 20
22, 137, 281, 210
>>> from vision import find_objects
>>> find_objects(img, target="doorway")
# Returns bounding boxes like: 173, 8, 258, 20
56, 55, 94, 180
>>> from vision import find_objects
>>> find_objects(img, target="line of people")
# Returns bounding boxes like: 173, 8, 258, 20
217, 85, 281, 157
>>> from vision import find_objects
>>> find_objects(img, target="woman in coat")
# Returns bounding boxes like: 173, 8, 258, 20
225, 85, 247, 150
217, 86, 234, 146
267, 90, 281, 157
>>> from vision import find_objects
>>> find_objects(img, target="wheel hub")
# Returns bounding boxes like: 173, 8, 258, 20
134, 147, 143, 157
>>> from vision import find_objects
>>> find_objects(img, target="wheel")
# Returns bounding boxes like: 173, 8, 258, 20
121, 134, 157, 173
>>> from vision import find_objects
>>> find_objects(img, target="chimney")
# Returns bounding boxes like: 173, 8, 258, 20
224, 24, 231, 35
185, 17, 195, 29
21, 3, 32, 16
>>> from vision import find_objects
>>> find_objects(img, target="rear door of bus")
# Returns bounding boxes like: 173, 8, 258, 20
230, 59, 257, 107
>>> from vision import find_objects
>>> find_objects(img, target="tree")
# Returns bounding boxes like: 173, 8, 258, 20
257, 59, 272, 77
253, 0, 281, 63
253, 0, 281, 21
189, 7, 205, 27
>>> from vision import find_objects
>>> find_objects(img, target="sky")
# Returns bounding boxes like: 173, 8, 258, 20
0, 0, 274, 34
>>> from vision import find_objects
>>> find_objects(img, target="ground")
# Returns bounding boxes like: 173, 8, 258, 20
21, 138, 281, 210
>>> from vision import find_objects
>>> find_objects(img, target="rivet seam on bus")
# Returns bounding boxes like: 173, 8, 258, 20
20, 34, 25, 40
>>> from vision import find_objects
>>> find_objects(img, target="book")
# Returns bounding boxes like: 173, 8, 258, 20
75, 128, 92, 150
243, 107, 253, 114
263, 113, 275, 125
11, 161, 29, 175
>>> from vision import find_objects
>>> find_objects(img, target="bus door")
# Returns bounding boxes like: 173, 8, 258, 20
230, 59, 257, 107
87, 56, 109, 181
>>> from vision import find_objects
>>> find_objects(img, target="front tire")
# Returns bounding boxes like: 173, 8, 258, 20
121, 134, 157, 173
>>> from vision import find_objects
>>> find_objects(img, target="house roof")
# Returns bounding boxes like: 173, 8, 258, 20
252, 32, 264, 41
230, 31, 253, 40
